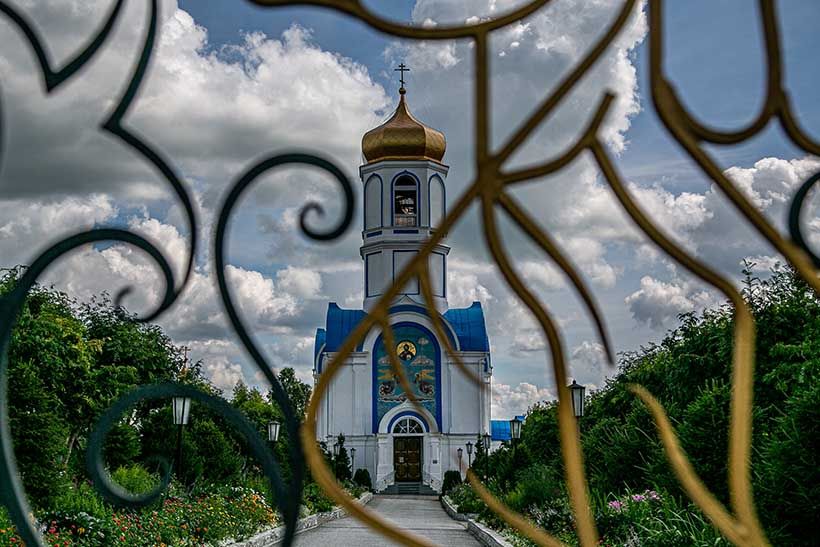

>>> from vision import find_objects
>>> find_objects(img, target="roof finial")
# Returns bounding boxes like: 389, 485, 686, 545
394, 63, 410, 95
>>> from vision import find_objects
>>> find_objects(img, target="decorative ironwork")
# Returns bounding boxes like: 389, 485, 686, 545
0, 0, 817, 546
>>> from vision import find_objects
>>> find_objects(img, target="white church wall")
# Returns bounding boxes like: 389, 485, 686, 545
447, 354, 488, 434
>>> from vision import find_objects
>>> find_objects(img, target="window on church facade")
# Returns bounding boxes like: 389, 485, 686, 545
393, 176, 417, 227
364, 175, 381, 229
394, 418, 423, 434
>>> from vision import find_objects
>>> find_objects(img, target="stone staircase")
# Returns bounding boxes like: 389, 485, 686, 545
380, 481, 438, 496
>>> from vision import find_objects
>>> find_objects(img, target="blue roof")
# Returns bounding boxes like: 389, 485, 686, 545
491, 416, 525, 441
316, 301, 490, 372
313, 328, 326, 366
324, 303, 366, 352
444, 302, 490, 352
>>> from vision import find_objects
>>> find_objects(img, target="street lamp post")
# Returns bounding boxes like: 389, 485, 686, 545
568, 379, 586, 418
268, 421, 280, 443
465, 441, 473, 469
457, 448, 463, 474
172, 397, 191, 479
510, 417, 522, 444
332, 441, 340, 479
482, 432, 492, 480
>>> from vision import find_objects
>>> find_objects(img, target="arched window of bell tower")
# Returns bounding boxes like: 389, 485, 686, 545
429, 175, 445, 228
364, 175, 382, 230
393, 175, 418, 227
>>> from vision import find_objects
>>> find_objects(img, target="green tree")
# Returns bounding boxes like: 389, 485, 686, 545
333, 433, 352, 482
7, 359, 71, 506
275, 367, 312, 419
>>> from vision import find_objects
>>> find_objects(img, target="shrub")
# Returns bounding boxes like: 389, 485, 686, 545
757, 378, 820, 545
441, 470, 462, 496
48, 481, 112, 521
353, 468, 372, 491
303, 482, 335, 514
344, 480, 365, 499
111, 464, 159, 495
448, 483, 484, 514
502, 464, 562, 513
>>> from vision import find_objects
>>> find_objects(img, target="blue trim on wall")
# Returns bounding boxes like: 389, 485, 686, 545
365, 230, 382, 238
364, 174, 383, 230
372, 321, 442, 433
394, 229, 418, 234
391, 171, 420, 227
365, 251, 382, 297
387, 411, 430, 433
428, 174, 445, 228
392, 250, 419, 295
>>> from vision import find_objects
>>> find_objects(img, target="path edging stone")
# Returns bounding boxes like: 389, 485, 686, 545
224, 491, 374, 547
441, 495, 512, 547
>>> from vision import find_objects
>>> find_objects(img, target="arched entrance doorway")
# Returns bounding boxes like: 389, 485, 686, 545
392, 417, 423, 482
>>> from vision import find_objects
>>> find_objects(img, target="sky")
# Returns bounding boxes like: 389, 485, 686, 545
0, 0, 818, 419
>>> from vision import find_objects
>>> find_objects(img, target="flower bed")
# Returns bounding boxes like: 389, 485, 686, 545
445, 483, 731, 547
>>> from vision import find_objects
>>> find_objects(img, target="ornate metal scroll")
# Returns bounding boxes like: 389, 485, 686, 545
0, 1, 818, 546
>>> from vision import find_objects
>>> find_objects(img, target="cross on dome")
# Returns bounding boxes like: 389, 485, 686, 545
394, 63, 410, 93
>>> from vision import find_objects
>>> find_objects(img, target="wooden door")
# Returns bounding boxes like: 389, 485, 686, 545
394, 436, 422, 482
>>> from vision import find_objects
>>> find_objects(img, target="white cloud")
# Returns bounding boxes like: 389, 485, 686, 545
491, 381, 554, 419
742, 255, 781, 274
276, 266, 323, 300
510, 329, 546, 354
447, 269, 493, 308
625, 275, 716, 329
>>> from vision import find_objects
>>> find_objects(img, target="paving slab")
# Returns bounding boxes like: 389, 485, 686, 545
294, 496, 481, 546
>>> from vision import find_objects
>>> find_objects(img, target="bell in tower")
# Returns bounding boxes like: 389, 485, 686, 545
358, 68, 451, 312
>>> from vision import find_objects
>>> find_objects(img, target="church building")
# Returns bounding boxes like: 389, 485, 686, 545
312, 79, 493, 493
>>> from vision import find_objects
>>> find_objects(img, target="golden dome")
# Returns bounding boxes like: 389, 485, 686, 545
362, 88, 446, 164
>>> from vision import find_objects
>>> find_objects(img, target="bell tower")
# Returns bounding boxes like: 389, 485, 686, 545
359, 74, 450, 312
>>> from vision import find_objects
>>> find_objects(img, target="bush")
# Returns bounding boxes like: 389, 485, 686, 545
303, 482, 335, 514
353, 468, 372, 491
441, 470, 462, 496
757, 378, 820, 545
48, 481, 112, 521
111, 464, 159, 495
448, 483, 484, 514
502, 464, 562, 514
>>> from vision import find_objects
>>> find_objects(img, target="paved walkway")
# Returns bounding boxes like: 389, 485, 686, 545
294, 495, 481, 546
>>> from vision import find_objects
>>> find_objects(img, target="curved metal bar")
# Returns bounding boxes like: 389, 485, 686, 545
86, 383, 288, 511
0, 229, 175, 547
648, 0, 820, 298
250, 0, 553, 40
494, 0, 637, 166
0, 0, 126, 92
788, 170, 820, 268
214, 151, 355, 545
99, 0, 198, 322
481, 194, 598, 546
418, 266, 483, 387
497, 192, 614, 367
0, 0, 200, 322
591, 141, 769, 546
